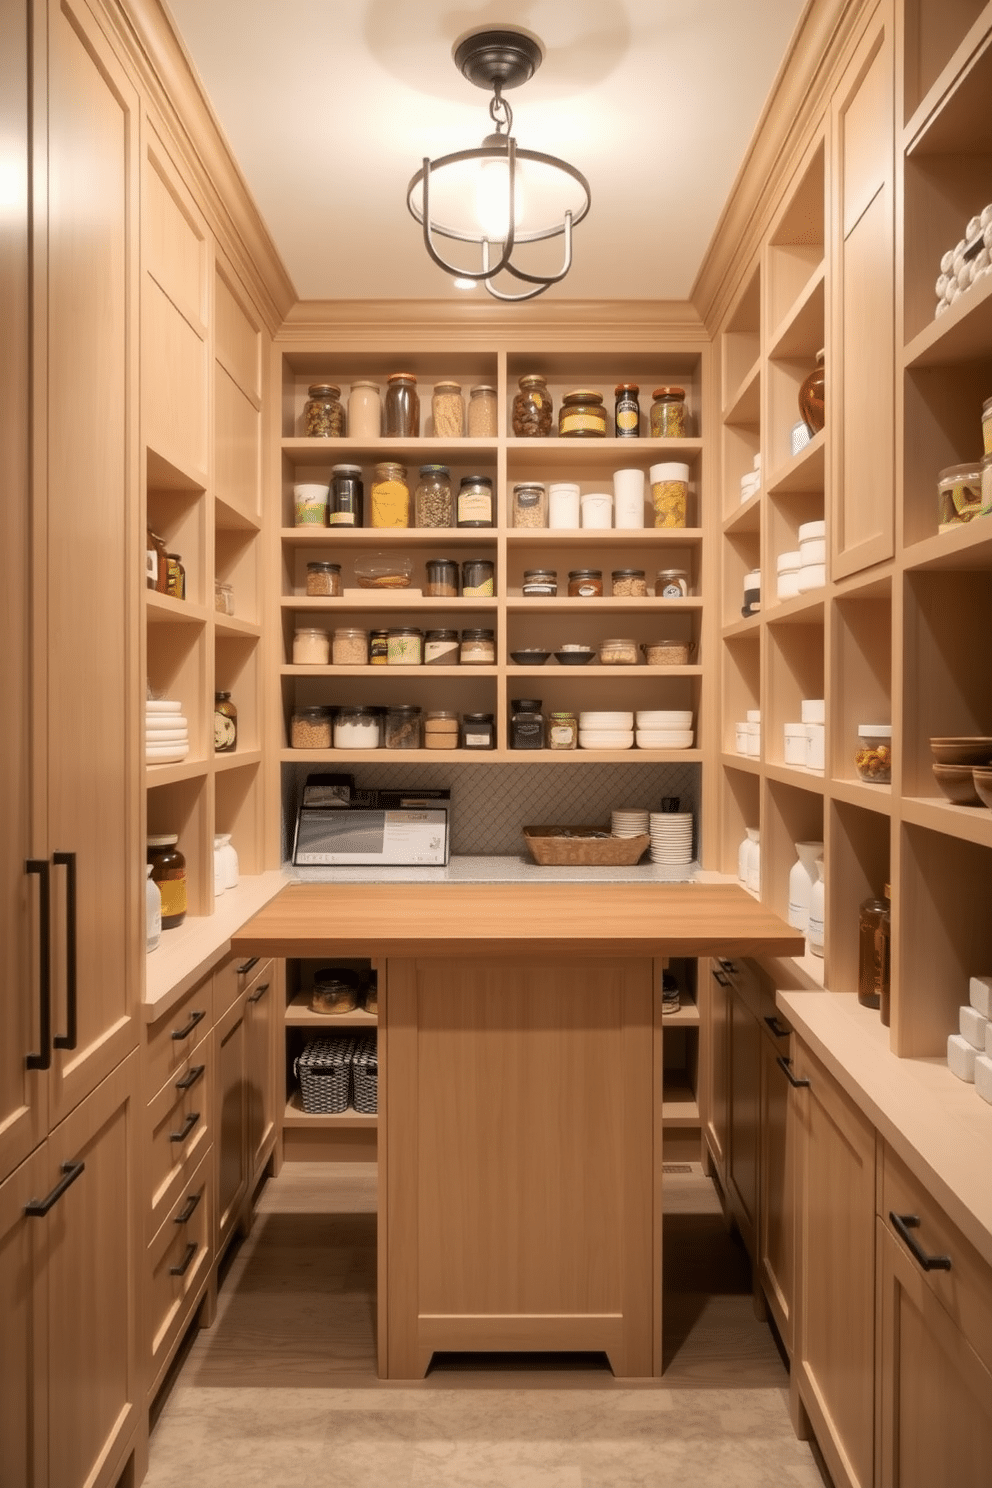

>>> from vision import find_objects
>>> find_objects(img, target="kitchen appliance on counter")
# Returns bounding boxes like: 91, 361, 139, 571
292, 773, 451, 866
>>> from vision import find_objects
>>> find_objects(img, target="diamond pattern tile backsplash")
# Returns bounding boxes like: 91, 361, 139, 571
283, 761, 701, 859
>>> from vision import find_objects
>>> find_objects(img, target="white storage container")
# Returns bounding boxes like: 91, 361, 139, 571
784, 722, 808, 766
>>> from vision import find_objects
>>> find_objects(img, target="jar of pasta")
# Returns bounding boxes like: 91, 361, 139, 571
370, 462, 410, 527
649, 386, 687, 438
649, 462, 689, 527
432, 382, 464, 438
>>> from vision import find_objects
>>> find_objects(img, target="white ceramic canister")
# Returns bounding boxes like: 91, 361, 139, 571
807, 858, 826, 957
735, 721, 749, 754
745, 709, 761, 758
213, 835, 226, 896
776, 551, 802, 600
219, 833, 239, 890
745, 828, 761, 894
580, 490, 613, 529
784, 722, 808, 766
146, 864, 161, 952
801, 698, 825, 724
788, 841, 823, 931
548, 481, 581, 528
798, 519, 826, 570
806, 722, 825, 771
797, 562, 826, 592
612, 468, 646, 528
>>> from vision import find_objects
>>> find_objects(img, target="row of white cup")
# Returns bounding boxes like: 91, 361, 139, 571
547, 465, 689, 529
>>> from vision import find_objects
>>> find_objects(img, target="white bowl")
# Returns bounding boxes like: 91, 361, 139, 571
636, 730, 694, 749
146, 699, 183, 714
144, 728, 189, 744
635, 709, 693, 728
578, 711, 634, 730
145, 715, 189, 732
578, 729, 634, 749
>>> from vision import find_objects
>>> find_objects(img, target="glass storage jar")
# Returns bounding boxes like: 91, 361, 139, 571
425, 557, 459, 596
431, 381, 464, 438
655, 567, 690, 597
523, 568, 557, 596
548, 711, 578, 750
798, 351, 825, 433
424, 710, 460, 750
599, 638, 639, 665
468, 384, 497, 436
347, 380, 380, 439
511, 482, 547, 528
334, 705, 381, 748
369, 628, 389, 665
512, 374, 553, 437
461, 558, 494, 597
214, 691, 237, 752
559, 388, 607, 437
855, 725, 891, 782
384, 704, 422, 749
332, 627, 369, 665
611, 568, 647, 597
460, 628, 495, 664
306, 561, 342, 596
936, 460, 983, 528
293, 627, 330, 665
329, 464, 363, 527
424, 628, 459, 666
386, 627, 423, 665
370, 461, 410, 527
650, 462, 689, 528
147, 527, 168, 591
147, 834, 187, 929
291, 705, 332, 748
858, 896, 890, 1011
614, 383, 640, 437
383, 372, 419, 437
649, 386, 687, 438
461, 712, 495, 749
414, 465, 453, 527
568, 569, 603, 597
303, 383, 345, 437
456, 474, 494, 527
214, 579, 234, 615
166, 553, 185, 600
510, 698, 544, 749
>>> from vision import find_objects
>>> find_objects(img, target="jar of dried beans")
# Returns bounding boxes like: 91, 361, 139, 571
414, 465, 453, 527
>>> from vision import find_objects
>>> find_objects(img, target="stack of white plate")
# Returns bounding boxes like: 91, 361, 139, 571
146, 699, 189, 764
635, 709, 694, 750
612, 808, 650, 838
648, 811, 694, 865
578, 710, 634, 750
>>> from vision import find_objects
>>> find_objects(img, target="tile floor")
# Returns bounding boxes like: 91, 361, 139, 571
144, 1163, 828, 1488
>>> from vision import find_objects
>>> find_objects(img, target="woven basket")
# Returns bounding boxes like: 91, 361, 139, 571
351, 1033, 378, 1114
294, 1036, 355, 1114
522, 826, 650, 867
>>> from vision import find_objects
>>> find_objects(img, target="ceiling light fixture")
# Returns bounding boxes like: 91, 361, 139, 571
407, 28, 591, 303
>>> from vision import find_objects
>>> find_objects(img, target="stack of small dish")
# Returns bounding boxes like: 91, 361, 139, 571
635, 710, 693, 749
649, 812, 694, 865
930, 736, 992, 807
611, 808, 650, 838
578, 710, 633, 749
146, 698, 189, 764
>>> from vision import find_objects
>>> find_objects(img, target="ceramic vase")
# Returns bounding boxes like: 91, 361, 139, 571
788, 840, 824, 930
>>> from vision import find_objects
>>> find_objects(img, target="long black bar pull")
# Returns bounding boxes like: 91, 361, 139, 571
53, 851, 77, 1050
25, 1160, 85, 1217
26, 860, 52, 1070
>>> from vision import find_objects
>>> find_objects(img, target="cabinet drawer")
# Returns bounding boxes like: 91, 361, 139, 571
145, 1147, 213, 1388
213, 954, 272, 1018
144, 976, 212, 1101
881, 1143, 992, 1375
146, 1052, 212, 1238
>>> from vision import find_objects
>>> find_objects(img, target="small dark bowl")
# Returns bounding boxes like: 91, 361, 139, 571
554, 649, 596, 666
932, 762, 983, 806
974, 766, 992, 812
510, 649, 550, 666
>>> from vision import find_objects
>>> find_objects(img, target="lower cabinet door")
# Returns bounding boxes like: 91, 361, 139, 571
0, 1146, 48, 1488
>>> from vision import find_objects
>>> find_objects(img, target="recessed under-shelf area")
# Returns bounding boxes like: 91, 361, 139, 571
828, 798, 891, 999
831, 582, 892, 788
764, 779, 825, 935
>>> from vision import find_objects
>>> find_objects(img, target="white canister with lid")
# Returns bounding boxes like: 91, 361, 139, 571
580, 490, 613, 529
213, 835, 226, 896
784, 722, 808, 766
797, 562, 826, 592
806, 722, 825, 771
776, 551, 802, 600
789, 841, 823, 931
548, 482, 581, 528
798, 519, 827, 567
744, 828, 761, 894
146, 865, 161, 952
612, 469, 646, 528
807, 858, 826, 957
220, 834, 239, 890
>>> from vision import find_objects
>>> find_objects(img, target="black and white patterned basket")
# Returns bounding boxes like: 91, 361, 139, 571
294, 1036, 355, 1114
351, 1033, 378, 1114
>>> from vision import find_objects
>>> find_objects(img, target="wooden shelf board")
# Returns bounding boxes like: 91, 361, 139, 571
833, 567, 893, 601
282, 436, 498, 458
720, 752, 762, 775
764, 761, 826, 794
721, 614, 762, 640
505, 664, 704, 678
722, 362, 761, 426
146, 444, 207, 493
280, 526, 496, 547
662, 1000, 700, 1027
506, 596, 704, 613
215, 494, 261, 533
505, 527, 705, 545
903, 273, 992, 368
215, 614, 261, 639
723, 492, 761, 535
903, 521, 992, 573
279, 663, 497, 679
901, 795, 992, 849
767, 265, 826, 361
764, 592, 825, 625
145, 592, 208, 626
904, 18, 992, 157
286, 991, 377, 1028
766, 432, 826, 496
145, 758, 209, 788
278, 747, 704, 766
505, 436, 704, 459
829, 777, 892, 814
661, 1079, 700, 1126
281, 595, 496, 613
214, 749, 262, 773
284, 1092, 377, 1129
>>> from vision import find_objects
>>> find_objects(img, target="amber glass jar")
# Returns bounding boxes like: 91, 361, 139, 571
147, 835, 187, 929
512, 374, 553, 437
303, 383, 345, 437
799, 350, 825, 433
383, 372, 419, 437
559, 389, 607, 437
568, 568, 603, 597
649, 386, 687, 438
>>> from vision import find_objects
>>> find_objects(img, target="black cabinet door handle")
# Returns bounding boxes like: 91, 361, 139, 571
174, 1191, 202, 1225
169, 1110, 201, 1144
776, 1055, 811, 1088
712, 970, 730, 987
171, 1008, 206, 1042
236, 957, 259, 976
25, 1159, 85, 1217
53, 851, 77, 1050
169, 1241, 198, 1277
25, 860, 52, 1070
765, 1015, 790, 1038
890, 1212, 951, 1272
175, 1064, 205, 1093
247, 982, 269, 1004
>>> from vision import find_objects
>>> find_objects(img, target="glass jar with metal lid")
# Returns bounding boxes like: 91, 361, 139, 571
547, 711, 578, 750
559, 389, 607, 438
293, 627, 330, 665
511, 482, 547, 528
614, 383, 640, 438
331, 627, 368, 665
655, 567, 690, 597
291, 705, 332, 749
306, 561, 342, 596
214, 691, 237, 752
329, 464, 363, 526
414, 465, 453, 527
303, 383, 345, 437
383, 372, 419, 437
369, 628, 389, 665
649, 386, 687, 438
456, 474, 494, 527
461, 712, 495, 749
147, 835, 187, 929
431, 381, 464, 438
512, 374, 553, 437
424, 628, 460, 666
386, 627, 423, 665
523, 568, 557, 596
384, 704, 422, 749
370, 461, 410, 527
460, 628, 495, 664
510, 698, 544, 749
599, 638, 639, 665
425, 557, 459, 597
424, 711, 460, 750
611, 568, 647, 597
568, 569, 603, 597
334, 705, 381, 749
461, 558, 494, 597
468, 384, 498, 436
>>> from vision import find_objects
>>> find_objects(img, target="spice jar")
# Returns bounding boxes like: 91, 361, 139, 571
615, 383, 640, 438
432, 381, 464, 438
383, 372, 419, 437
460, 628, 495, 664
559, 389, 607, 437
384, 704, 422, 749
456, 474, 494, 527
547, 711, 578, 750
214, 692, 237, 752
424, 628, 460, 665
611, 568, 647, 597
461, 558, 494, 597
461, 712, 495, 749
386, 627, 423, 665
166, 553, 186, 600
329, 464, 363, 527
512, 374, 553, 437
306, 562, 342, 596
599, 638, 639, 665
332, 627, 369, 665
425, 711, 460, 750
370, 461, 410, 527
568, 569, 603, 598
146, 528, 168, 591
347, 380, 380, 440
523, 568, 557, 596
291, 705, 332, 749
425, 558, 459, 597
415, 465, 453, 527
510, 698, 544, 750
858, 896, 891, 1011
303, 383, 345, 437
214, 580, 234, 615
369, 628, 389, 665
655, 568, 689, 597
855, 725, 891, 782
649, 386, 687, 438
294, 627, 330, 665
511, 482, 547, 528
334, 704, 381, 748
147, 834, 187, 929
468, 384, 498, 437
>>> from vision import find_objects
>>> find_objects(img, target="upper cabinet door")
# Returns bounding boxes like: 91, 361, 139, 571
44, 0, 141, 1125
831, 16, 895, 581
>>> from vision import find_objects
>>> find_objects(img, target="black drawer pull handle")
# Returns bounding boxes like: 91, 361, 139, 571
890, 1212, 951, 1272
174, 1191, 202, 1225
236, 957, 260, 976
175, 1064, 205, 1092
169, 1241, 198, 1277
169, 1110, 200, 1144
26, 860, 52, 1070
765, 1015, 790, 1038
247, 982, 269, 1004
776, 1055, 811, 1088
171, 1009, 206, 1042
712, 970, 730, 987
53, 851, 77, 1050
25, 1159, 85, 1217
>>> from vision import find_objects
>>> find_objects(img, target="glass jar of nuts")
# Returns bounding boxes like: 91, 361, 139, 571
414, 465, 453, 527
512, 374, 553, 437
303, 383, 345, 437
611, 568, 647, 597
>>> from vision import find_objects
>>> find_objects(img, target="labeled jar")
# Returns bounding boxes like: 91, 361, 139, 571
510, 698, 544, 749
855, 725, 892, 782
370, 462, 410, 527
424, 628, 460, 665
523, 568, 557, 597
383, 372, 419, 437
615, 383, 640, 438
347, 380, 380, 440
329, 464, 363, 527
386, 627, 423, 665
369, 628, 389, 665
332, 627, 369, 665
303, 383, 344, 438
512, 374, 553, 436
649, 386, 687, 438
415, 465, 453, 527
461, 712, 495, 749
166, 553, 186, 600
858, 897, 890, 1011
599, 637, 638, 665
461, 558, 494, 597
547, 711, 578, 750
425, 557, 459, 597
147, 835, 187, 930
432, 381, 464, 438
655, 567, 689, 597
650, 462, 689, 527
294, 483, 328, 527
384, 704, 422, 749
306, 561, 342, 596
291, 705, 332, 749
294, 626, 330, 665
611, 568, 647, 597
425, 710, 460, 750
456, 474, 494, 527
511, 482, 547, 528
548, 481, 581, 528
214, 691, 237, 752
146, 527, 168, 591
460, 628, 495, 664
468, 384, 498, 437
568, 569, 603, 598
334, 704, 381, 748
559, 388, 607, 437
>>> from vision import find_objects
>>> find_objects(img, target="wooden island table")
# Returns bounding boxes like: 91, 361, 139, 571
233, 880, 804, 1379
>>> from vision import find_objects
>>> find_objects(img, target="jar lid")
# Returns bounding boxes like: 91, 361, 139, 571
387, 627, 422, 636
373, 461, 407, 478
615, 383, 639, 393
461, 628, 495, 639
433, 380, 461, 392
518, 373, 547, 387
331, 463, 362, 475
332, 627, 368, 637
369, 629, 389, 638
513, 482, 545, 492
470, 384, 497, 395
601, 638, 638, 646
549, 711, 577, 719
655, 568, 688, 577
426, 556, 459, 567
743, 570, 761, 585
419, 464, 450, 477
562, 388, 604, 402
307, 561, 341, 571
308, 383, 340, 397
858, 724, 891, 737
386, 704, 421, 715
568, 569, 603, 578
425, 628, 459, 639
147, 833, 179, 847
215, 690, 231, 700
335, 703, 377, 715
426, 710, 458, 719
649, 461, 690, 480
463, 712, 494, 722
512, 699, 542, 711
295, 705, 332, 719
652, 385, 685, 398
937, 461, 983, 482
776, 551, 802, 570
798, 519, 826, 540
387, 371, 417, 382
647, 638, 684, 646
523, 568, 557, 578
612, 568, 646, 578
459, 474, 492, 486
295, 626, 328, 636
349, 380, 379, 391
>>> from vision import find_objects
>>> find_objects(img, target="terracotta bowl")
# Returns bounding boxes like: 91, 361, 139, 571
932, 762, 983, 806
929, 736, 992, 766
973, 767, 992, 812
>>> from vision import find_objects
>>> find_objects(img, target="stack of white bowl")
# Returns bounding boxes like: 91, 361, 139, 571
649, 812, 694, 865
578, 710, 634, 749
611, 808, 650, 838
146, 699, 189, 764
635, 710, 693, 749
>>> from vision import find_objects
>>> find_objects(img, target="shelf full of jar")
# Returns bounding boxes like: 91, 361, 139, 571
279, 747, 705, 766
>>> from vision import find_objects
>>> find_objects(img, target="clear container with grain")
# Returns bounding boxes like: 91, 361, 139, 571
649, 462, 689, 528
468, 385, 497, 437
599, 637, 639, 665
511, 483, 547, 528
432, 382, 464, 438
640, 639, 693, 666
370, 462, 410, 527
334, 705, 381, 748
291, 705, 332, 749
414, 465, 453, 527
331, 627, 369, 665
425, 711, 460, 750
386, 627, 422, 665
384, 704, 422, 749
649, 386, 687, 438
611, 568, 647, 597
306, 562, 341, 596
855, 725, 892, 782
460, 628, 495, 664
303, 383, 345, 437
425, 557, 459, 597
293, 626, 330, 665
424, 628, 459, 665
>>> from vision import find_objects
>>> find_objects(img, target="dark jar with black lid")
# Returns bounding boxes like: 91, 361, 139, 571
510, 698, 544, 750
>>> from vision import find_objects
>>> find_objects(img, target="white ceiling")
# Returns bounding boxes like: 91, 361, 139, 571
163, 0, 809, 304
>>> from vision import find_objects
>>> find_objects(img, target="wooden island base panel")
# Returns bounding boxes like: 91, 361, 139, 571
233, 881, 803, 1379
